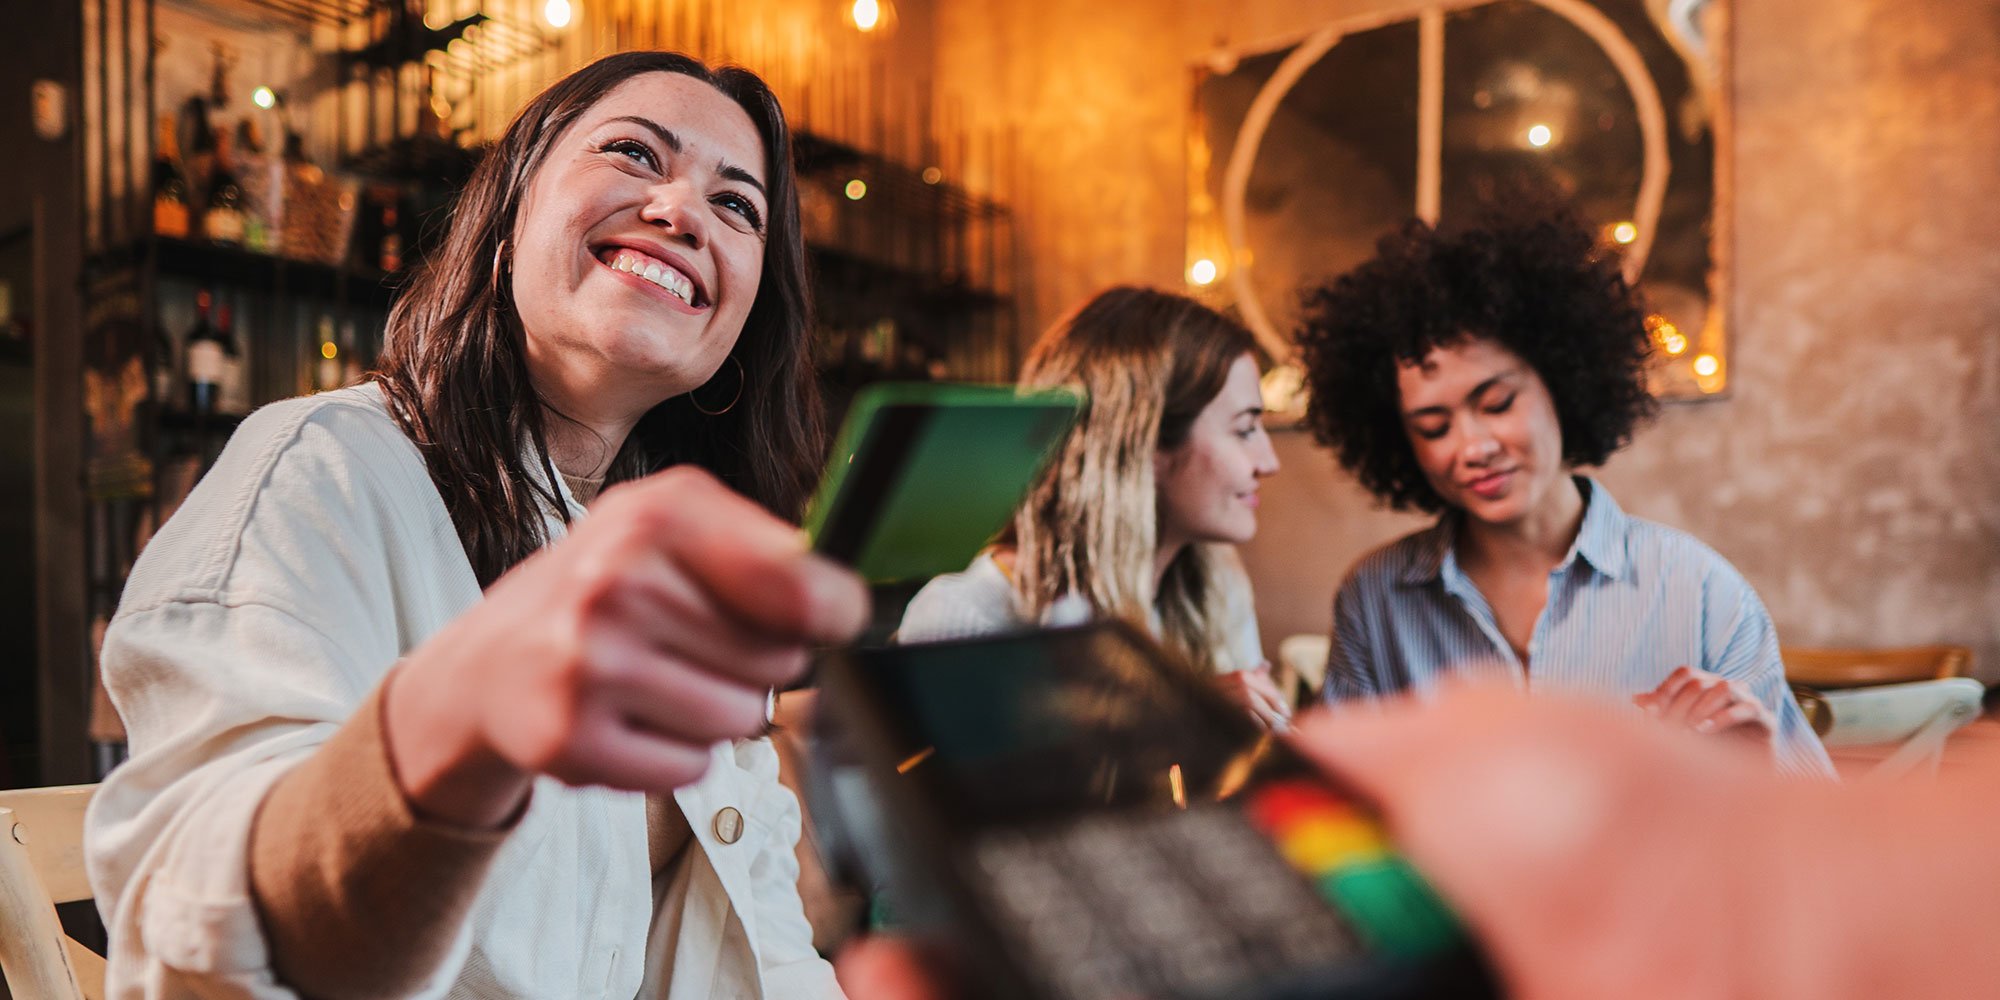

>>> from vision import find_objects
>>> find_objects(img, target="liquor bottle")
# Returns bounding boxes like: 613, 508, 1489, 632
215, 302, 249, 415
151, 315, 177, 404
182, 97, 218, 214
234, 117, 276, 253
184, 290, 225, 414
152, 114, 191, 239
203, 129, 248, 247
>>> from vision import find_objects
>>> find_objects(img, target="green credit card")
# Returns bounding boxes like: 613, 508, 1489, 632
805, 383, 1082, 583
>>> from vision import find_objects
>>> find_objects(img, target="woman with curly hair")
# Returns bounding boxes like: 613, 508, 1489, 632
898, 287, 1291, 729
1298, 212, 1830, 777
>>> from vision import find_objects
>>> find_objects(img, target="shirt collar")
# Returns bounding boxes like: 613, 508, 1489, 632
1396, 476, 1631, 586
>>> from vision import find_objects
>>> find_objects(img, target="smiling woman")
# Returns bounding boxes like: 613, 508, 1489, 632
898, 287, 1292, 730
1298, 210, 1832, 779
86, 52, 863, 1000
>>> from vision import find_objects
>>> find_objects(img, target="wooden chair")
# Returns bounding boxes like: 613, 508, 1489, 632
1782, 644, 1972, 689
0, 784, 104, 1000
1277, 634, 1332, 705
1784, 646, 1983, 780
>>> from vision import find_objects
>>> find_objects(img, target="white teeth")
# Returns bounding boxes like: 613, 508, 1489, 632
606, 248, 696, 306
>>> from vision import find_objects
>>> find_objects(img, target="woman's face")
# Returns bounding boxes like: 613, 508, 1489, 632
1396, 337, 1568, 527
1155, 353, 1281, 549
509, 72, 770, 421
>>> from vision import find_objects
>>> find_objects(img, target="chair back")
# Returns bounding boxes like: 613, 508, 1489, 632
1782, 644, 1972, 689
1278, 634, 1332, 700
0, 784, 104, 1000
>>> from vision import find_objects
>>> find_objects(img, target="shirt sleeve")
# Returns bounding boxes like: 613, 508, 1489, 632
88, 600, 485, 1000
1322, 575, 1382, 704
1213, 548, 1267, 674
247, 673, 516, 999
895, 558, 1026, 644
84, 398, 496, 999
1705, 576, 1837, 779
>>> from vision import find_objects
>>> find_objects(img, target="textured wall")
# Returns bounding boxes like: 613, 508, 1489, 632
932, 0, 2000, 679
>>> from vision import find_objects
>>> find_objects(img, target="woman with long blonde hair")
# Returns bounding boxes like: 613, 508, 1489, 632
899, 286, 1288, 727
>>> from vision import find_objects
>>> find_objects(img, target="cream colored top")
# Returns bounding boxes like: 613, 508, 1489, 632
85, 383, 841, 1000
898, 550, 1268, 673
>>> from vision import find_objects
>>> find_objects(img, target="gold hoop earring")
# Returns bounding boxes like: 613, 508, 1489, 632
491, 239, 509, 292
690, 355, 744, 416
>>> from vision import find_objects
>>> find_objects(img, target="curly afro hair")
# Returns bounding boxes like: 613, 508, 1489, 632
1296, 210, 1658, 514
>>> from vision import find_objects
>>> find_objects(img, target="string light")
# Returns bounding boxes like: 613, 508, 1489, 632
852, 0, 880, 31
1189, 258, 1218, 286
251, 86, 277, 110
1527, 123, 1553, 148
921, 166, 942, 185
1611, 221, 1637, 245
845, 179, 867, 200
1692, 353, 1720, 377
543, 0, 572, 29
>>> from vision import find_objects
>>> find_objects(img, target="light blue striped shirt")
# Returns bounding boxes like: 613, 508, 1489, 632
1322, 478, 1834, 778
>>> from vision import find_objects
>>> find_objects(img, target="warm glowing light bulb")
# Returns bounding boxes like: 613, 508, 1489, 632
845, 179, 867, 200
1612, 221, 1637, 244
320, 341, 339, 360
1527, 124, 1553, 148
852, 0, 880, 31
543, 0, 572, 28
1692, 353, 1720, 377
1189, 258, 1219, 286
252, 86, 277, 110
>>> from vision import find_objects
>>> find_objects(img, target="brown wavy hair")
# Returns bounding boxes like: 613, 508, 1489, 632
1009, 286, 1261, 672
374, 51, 822, 587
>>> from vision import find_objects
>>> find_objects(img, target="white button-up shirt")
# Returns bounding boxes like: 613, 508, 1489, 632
86, 384, 842, 999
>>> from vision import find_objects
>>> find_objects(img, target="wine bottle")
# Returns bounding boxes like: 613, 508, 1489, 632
152, 114, 191, 239
182, 97, 218, 217
151, 315, 177, 404
204, 129, 248, 247
184, 290, 224, 414
215, 301, 248, 415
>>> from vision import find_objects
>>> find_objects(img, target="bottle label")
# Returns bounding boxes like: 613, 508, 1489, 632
154, 199, 190, 239
206, 207, 245, 245
188, 341, 226, 384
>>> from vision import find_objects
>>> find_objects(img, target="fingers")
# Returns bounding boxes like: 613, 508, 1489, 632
1219, 668, 1292, 731
1682, 680, 1743, 729
587, 630, 774, 745
619, 469, 870, 645
542, 708, 716, 792
1243, 668, 1293, 731
602, 554, 817, 690
1654, 667, 1718, 726
1693, 700, 1773, 739
1637, 668, 1770, 743
835, 938, 950, 1000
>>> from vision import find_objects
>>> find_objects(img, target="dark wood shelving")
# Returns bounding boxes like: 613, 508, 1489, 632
89, 237, 405, 311
154, 408, 247, 436
808, 244, 1006, 314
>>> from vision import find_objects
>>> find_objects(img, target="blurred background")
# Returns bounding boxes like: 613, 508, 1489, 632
3, 0, 1996, 788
